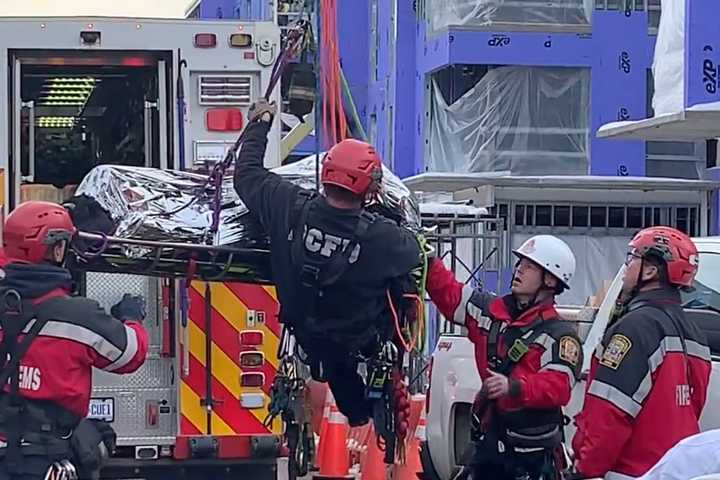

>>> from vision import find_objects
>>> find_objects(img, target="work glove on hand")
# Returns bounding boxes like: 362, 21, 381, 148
248, 98, 277, 124
89, 419, 117, 455
111, 294, 146, 323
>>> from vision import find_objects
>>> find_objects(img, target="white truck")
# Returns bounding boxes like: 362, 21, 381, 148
420, 236, 720, 480
0, 16, 288, 480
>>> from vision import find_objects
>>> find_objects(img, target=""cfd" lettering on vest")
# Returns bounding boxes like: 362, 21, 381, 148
303, 227, 361, 263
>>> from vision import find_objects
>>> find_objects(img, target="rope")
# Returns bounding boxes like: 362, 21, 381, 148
72, 231, 110, 260
339, 65, 368, 141
387, 289, 418, 353
145, 22, 311, 234
319, 0, 348, 147
385, 233, 431, 354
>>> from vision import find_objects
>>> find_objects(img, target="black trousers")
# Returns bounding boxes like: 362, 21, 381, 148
0, 456, 59, 480
471, 449, 557, 480
299, 335, 373, 426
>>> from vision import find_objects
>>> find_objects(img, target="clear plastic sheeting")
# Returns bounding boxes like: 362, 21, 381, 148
426, 0, 594, 32
428, 67, 590, 175
652, 0, 685, 115
512, 233, 628, 306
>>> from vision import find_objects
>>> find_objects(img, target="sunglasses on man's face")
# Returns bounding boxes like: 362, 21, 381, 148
625, 251, 643, 265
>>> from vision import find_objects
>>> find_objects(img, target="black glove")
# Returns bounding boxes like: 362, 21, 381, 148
89, 419, 117, 455
248, 98, 277, 124
111, 294, 146, 322
70, 419, 117, 479
562, 469, 589, 480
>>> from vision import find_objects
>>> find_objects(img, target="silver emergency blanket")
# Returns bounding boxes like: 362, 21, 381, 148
70, 154, 421, 256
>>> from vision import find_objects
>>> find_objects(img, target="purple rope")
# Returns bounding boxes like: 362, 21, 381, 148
203, 24, 309, 245
73, 231, 110, 260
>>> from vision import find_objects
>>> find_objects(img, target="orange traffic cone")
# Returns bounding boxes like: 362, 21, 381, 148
415, 407, 427, 443
360, 426, 391, 480
308, 380, 330, 434
348, 423, 371, 467
315, 389, 335, 470
408, 394, 426, 439
313, 404, 352, 479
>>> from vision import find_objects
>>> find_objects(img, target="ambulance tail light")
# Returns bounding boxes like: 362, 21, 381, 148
194, 33, 217, 48
240, 331, 264, 346
206, 108, 243, 132
240, 351, 264, 368
240, 372, 265, 388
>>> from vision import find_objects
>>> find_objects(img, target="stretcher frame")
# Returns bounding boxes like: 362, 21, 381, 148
69, 231, 274, 284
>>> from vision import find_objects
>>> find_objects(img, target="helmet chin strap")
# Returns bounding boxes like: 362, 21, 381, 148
512, 265, 553, 311
517, 283, 554, 311
627, 257, 649, 302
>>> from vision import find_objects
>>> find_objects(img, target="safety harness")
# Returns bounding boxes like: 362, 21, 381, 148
468, 316, 567, 478
0, 291, 78, 473
276, 190, 412, 468
287, 190, 377, 343
263, 191, 380, 479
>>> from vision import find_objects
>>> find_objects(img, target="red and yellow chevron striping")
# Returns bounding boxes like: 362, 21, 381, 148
180, 280, 282, 436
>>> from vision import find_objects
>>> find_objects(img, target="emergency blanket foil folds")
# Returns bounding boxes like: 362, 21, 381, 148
69, 155, 421, 258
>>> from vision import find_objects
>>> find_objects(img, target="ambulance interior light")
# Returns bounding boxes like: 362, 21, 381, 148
80, 31, 101, 46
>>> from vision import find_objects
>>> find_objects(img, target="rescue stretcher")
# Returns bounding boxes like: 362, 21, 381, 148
70, 231, 274, 283
65, 157, 420, 284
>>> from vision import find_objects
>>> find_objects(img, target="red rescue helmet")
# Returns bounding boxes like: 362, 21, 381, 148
321, 139, 383, 196
4, 201, 76, 264
628, 226, 698, 289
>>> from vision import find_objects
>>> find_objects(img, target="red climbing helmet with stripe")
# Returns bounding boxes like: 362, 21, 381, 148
321, 139, 383, 196
628, 226, 698, 288
4, 201, 76, 264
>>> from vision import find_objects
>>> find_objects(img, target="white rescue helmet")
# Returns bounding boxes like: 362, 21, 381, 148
512, 235, 576, 290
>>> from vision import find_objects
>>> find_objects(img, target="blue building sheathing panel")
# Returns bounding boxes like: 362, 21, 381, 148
193, 1, 720, 233
394, 9, 652, 179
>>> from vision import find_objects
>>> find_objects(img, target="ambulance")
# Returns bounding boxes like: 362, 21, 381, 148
0, 16, 285, 479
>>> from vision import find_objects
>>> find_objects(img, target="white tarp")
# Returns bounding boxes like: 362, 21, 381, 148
428, 66, 590, 176
637, 429, 720, 480
427, 0, 594, 32
652, 0, 685, 115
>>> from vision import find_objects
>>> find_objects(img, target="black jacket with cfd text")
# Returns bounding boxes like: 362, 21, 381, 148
233, 121, 421, 347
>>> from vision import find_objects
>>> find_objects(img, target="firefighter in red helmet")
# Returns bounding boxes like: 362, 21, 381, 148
571, 226, 711, 479
0, 201, 149, 480
233, 100, 421, 428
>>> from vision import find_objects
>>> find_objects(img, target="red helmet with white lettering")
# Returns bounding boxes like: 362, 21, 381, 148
321, 139, 383, 196
4, 201, 76, 264
628, 226, 698, 288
